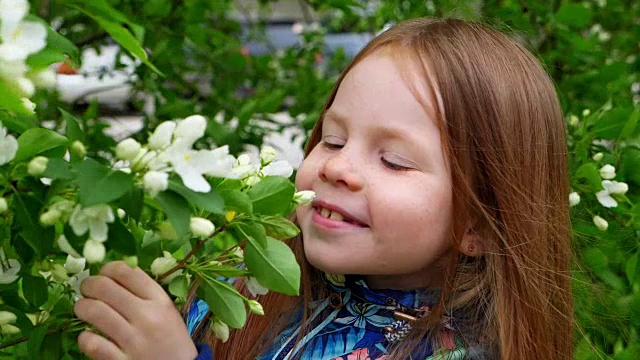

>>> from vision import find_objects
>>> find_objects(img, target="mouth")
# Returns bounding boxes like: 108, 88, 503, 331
311, 201, 369, 228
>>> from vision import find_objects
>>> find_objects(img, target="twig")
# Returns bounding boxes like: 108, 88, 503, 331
0, 321, 74, 350
157, 226, 225, 282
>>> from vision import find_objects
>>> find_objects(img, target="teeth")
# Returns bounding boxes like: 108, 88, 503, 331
318, 207, 345, 222
328, 211, 344, 221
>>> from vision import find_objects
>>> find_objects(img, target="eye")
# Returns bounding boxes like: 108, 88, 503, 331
320, 137, 344, 150
381, 156, 413, 171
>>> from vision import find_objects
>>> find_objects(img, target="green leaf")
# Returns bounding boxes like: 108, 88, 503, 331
555, 3, 593, 28
593, 108, 633, 140
27, 324, 49, 359
245, 236, 300, 296
22, 275, 48, 307
626, 253, 638, 285
247, 177, 295, 216
155, 191, 191, 239
201, 278, 246, 329
76, 158, 133, 206
0, 80, 32, 115
256, 216, 300, 239
220, 190, 252, 216
42, 158, 74, 180
60, 109, 84, 143
168, 275, 188, 301
107, 218, 136, 255
13, 193, 55, 257
15, 128, 68, 162
168, 178, 224, 215
230, 222, 267, 248
619, 108, 640, 140
575, 163, 603, 191
118, 187, 144, 221
25, 15, 79, 65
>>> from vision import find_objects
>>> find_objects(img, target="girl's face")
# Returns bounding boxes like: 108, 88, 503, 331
295, 52, 455, 290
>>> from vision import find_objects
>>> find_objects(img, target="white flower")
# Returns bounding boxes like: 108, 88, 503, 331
0, 14, 47, 62
200, 146, 236, 178
261, 160, 293, 178
230, 154, 258, 179
0, 197, 7, 213
246, 277, 268, 297
57, 235, 81, 258
159, 146, 224, 193
593, 215, 608, 231
27, 156, 48, 176
64, 255, 86, 275
117, 208, 126, 219
115, 138, 142, 161
174, 115, 207, 144
0, 249, 20, 284
15, 77, 34, 97
0, 124, 18, 166
65, 269, 90, 302
243, 174, 261, 187
596, 180, 629, 208
150, 251, 182, 284
592, 152, 603, 161
148, 121, 176, 150
83, 239, 106, 263
51, 264, 68, 282
0, 0, 28, 42
0, 311, 16, 325
232, 247, 244, 260
143, 171, 169, 197
569, 115, 579, 127
247, 300, 264, 316
210, 319, 230, 343
599, 164, 616, 180
190, 217, 215, 238
69, 204, 115, 242
260, 146, 276, 165
21, 98, 36, 113
293, 190, 316, 206
569, 192, 580, 207
39, 209, 61, 226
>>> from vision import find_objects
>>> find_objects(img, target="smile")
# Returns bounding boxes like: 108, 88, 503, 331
311, 202, 369, 228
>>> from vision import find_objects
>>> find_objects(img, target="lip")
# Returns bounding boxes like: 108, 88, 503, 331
311, 199, 369, 228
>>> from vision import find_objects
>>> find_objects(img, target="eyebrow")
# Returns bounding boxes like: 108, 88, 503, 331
324, 108, 422, 144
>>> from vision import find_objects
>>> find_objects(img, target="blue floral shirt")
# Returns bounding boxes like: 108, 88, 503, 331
188, 274, 467, 360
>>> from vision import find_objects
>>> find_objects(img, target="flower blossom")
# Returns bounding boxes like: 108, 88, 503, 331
0, 123, 18, 166
593, 215, 608, 231
190, 217, 215, 238
0, 0, 46, 62
150, 251, 182, 284
246, 277, 269, 297
83, 239, 106, 264
69, 204, 115, 242
568, 192, 580, 207
599, 164, 616, 180
65, 269, 90, 302
595, 180, 629, 208
294, 190, 316, 206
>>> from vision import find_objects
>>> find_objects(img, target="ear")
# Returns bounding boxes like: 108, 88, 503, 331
458, 228, 485, 257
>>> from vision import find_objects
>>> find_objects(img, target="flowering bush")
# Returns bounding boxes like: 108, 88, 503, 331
0, 1, 312, 356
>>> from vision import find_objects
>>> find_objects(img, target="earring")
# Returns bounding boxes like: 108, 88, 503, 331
467, 243, 475, 254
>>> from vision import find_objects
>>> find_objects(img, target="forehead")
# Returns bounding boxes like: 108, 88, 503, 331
327, 51, 441, 139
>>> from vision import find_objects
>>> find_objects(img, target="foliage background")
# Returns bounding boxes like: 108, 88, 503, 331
7, 0, 640, 358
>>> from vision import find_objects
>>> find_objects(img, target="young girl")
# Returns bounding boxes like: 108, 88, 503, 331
74, 18, 573, 360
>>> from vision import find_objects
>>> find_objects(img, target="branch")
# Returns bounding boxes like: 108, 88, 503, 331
157, 226, 225, 282
0, 321, 72, 350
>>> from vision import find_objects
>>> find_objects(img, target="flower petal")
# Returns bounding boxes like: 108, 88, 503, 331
596, 190, 618, 208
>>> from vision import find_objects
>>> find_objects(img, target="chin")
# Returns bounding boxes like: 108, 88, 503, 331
303, 242, 357, 275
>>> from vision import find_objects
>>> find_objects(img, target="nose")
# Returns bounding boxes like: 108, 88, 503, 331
318, 150, 364, 191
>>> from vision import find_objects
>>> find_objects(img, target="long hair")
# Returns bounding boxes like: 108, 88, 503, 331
196, 18, 572, 360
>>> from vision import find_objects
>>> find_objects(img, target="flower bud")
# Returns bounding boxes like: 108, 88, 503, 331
210, 320, 230, 343
0, 311, 16, 325
27, 156, 48, 176
237, 154, 251, 166
115, 138, 142, 161
260, 146, 276, 165
39, 209, 61, 226
190, 217, 215, 239
569, 115, 579, 127
57, 235, 81, 258
243, 175, 261, 187
21, 98, 36, 113
607, 181, 629, 195
71, 141, 86, 158
592, 152, 603, 161
582, 109, 591, 117
1, 323, 20, 335
16, 78, 35, 97
64, 255, 86, 275
293, 190, 316, 206
156, 221, 179, 240
593, 215, 608, 231
569, 192, 580, 207
232, 247, 244, 260
150, 251, 177, 277
51, 264, 69, 282
124, 256, 138, 268
83, 239, 106, 264
143, 171, 169, 197
117, 208, 126, 219
0, 197, 7, 214
131, 149, 157, 172
599, 164, 616, 180
247, 300, 264, 316
175, 115, 207, 142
